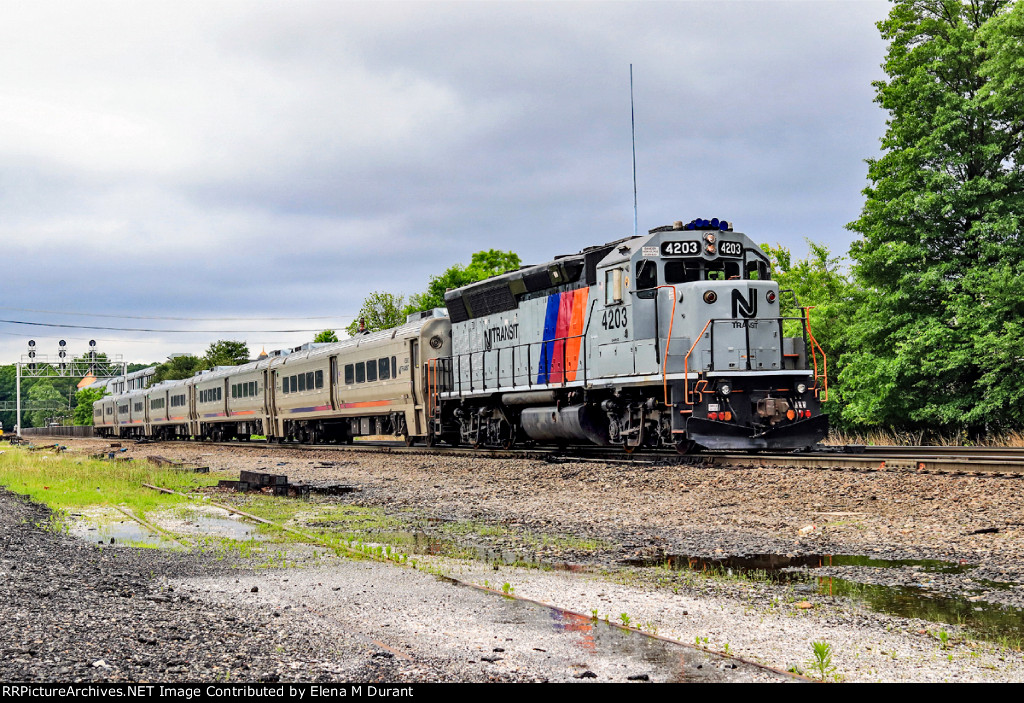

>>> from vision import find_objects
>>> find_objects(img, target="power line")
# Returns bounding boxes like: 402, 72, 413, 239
0, 319, 336, 334
0, 306, 351, 322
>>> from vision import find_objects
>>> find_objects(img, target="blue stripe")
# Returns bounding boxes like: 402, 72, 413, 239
537, 294, 561, 384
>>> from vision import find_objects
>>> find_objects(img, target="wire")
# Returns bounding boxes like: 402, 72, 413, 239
0, 306, 351, 322
0, 319, 336, 334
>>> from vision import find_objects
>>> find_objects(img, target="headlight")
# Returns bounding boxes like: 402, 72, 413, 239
796, 383, 807, 394
703, 291, 717, 304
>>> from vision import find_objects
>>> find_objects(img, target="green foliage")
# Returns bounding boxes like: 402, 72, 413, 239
313, 330, 339, 343
844, 0, 1024, 435
204, 340, 250, 368
151, 355, 205, 384
405, 249, 521, 313
806, 640, 838, 682
73, 387, 105, 426
27, 381, 68, 427
345, 291, 407, 337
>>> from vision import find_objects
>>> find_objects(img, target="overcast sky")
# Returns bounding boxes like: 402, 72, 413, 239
0, 0, 890, 367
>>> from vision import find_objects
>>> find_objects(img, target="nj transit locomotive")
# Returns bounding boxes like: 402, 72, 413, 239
94, 219, 828, 452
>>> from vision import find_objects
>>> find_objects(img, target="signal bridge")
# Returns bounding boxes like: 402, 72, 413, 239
13, 339, 128, 437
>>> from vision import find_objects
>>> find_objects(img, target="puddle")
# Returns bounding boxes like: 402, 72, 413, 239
71, 519, 171, 549
440, 577, 795, 682
71, 507, 267, 549
389, 530, 588, 571
629, 552, 1024, 642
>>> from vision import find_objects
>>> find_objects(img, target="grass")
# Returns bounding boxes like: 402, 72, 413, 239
0, 446, 221, 524
825, 428, 1024, 447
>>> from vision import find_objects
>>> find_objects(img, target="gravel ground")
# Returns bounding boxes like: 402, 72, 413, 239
5, 436, 1024, 682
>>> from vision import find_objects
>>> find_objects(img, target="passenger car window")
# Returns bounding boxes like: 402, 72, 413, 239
379, 358, 389, 380
366, 361, 378, 382
345, 364, 354, 384
356, 362, 365, 383
298, 373, 306, 392
315, 370, 324, 389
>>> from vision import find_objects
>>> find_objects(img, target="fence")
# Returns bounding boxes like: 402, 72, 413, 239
19, 426, 97, 438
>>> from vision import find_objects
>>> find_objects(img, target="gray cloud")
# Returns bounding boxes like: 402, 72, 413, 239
0, 0, 889, 364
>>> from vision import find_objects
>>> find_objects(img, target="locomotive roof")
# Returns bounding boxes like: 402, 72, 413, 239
443, 236, 640, 322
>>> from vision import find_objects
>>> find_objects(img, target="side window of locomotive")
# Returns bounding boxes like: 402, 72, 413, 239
604, 269, 623, 305
345, 364, 354, 385
635, 260, 658, 290
664, 261, 701, 284
315, 370, 324, 389
355, 362, 365, 384
378, 358, 390, 381
366, 360, 378, 383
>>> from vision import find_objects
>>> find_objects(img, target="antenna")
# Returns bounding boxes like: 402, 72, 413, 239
630, 64, 638, 238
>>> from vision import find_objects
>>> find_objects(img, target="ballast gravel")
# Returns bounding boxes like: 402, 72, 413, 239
5, 437, 1024, 682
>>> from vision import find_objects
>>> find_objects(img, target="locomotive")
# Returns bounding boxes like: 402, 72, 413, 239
94, 219, 828, 452
431, 218, 828, 452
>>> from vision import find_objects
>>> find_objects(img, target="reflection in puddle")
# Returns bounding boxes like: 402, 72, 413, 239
72, 513, 266, 549
72, 520, 170, 548
629, 552, 1024, 642
445, 578, 794, 682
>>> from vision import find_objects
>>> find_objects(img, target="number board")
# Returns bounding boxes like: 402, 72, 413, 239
719, 241, 743, 257
660, 241, 700, 256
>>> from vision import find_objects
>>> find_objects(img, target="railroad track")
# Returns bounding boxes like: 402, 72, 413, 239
34, 433, 1024, 476
137, 437, 1024, 476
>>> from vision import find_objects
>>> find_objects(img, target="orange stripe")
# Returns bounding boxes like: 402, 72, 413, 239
565, 288, 589, 381
337, 399, 394, 409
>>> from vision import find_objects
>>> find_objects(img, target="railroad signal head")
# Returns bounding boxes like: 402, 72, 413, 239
28, 340, 35, 348
59, 340, 66, 347
89, 340, 96, 348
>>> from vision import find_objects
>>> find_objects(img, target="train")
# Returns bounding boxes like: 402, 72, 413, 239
94, 219, 829, 452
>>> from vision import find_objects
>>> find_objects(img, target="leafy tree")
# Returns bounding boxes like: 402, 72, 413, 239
405, 249, 521, 313
28, 381, 67, 427
313, 330, 339, 343
346, 292, 407, 336
204, 340, 250, 368
151, 355, 206, 384
844, 0, 1024, 435
73, 388, 106, 426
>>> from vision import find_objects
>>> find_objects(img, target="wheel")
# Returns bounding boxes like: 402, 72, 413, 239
675, 439, 698, 455
425, 433, 436, 447
404, 434, 417, 447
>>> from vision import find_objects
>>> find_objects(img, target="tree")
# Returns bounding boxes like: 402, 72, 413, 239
345, 292, 407, 337
28, 381, 67, 428
313, 330, 339, 343
73, 388, 106, 426
204, 340, 250, 368
151, 355, 206, 384
844, 0, 1024, 435
405, 249, 521, 313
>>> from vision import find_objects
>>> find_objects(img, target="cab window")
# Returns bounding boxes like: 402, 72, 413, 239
635, 260, 657, 290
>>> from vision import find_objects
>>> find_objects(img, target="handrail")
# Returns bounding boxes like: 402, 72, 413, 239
449, 333, 588, 391
647, 285, 678, 406
683, 319, 713, 405
801, 306, 828, 401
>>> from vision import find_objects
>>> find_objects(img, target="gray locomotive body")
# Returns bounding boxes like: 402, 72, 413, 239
434, 219, 828, 451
